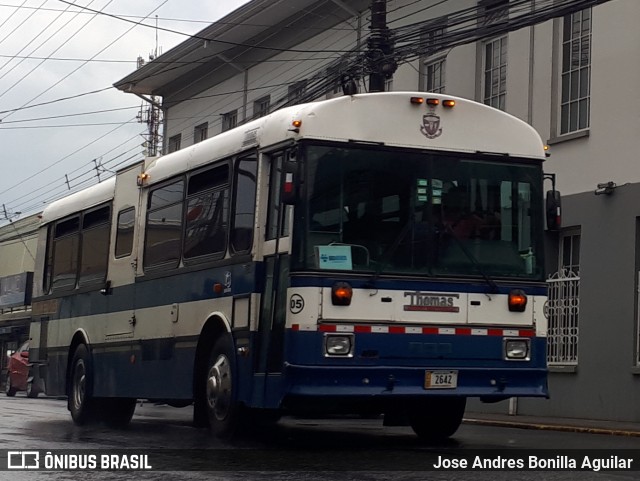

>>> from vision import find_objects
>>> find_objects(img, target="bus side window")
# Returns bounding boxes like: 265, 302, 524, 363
78, 205, 111, 287
115, 207, 135, 258
43, 224, 54, 294
51, 216, 80, 291
231, 155, 257, 254
144, 179, 185, 270
183, 164, 230, 260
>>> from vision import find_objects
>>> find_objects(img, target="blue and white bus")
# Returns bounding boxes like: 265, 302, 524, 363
29, 92, 550, 440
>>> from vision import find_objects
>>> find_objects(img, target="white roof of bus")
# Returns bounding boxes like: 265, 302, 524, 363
41, 92, 546, 223
40, 176, 116, 225
145, 92, 545, 185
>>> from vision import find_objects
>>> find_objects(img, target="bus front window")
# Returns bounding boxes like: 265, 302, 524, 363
294, 144, 544, 280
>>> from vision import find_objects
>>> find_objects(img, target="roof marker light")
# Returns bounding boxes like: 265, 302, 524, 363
426, 98, 440, 106
292, 119, 302, 128
410, 97, 424, 105
442, 99, 456, 108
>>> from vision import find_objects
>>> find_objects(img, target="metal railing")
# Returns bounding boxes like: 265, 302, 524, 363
546, 268, 580, 365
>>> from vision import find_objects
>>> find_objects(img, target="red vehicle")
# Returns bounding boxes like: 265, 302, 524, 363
5, 341, 38, 398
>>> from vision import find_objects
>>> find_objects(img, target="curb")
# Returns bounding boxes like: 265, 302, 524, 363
463, 417, 640, 437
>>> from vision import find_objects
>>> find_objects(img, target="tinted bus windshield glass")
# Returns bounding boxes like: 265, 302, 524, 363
294, 144, 544, 280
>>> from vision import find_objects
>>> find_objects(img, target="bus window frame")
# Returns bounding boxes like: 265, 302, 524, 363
78, 204, 111, 288
142, 175, 186, 272
182, 161, 231, 264
229, 153, 258, 256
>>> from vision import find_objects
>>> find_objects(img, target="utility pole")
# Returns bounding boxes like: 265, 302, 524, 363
367, 0, 396, 92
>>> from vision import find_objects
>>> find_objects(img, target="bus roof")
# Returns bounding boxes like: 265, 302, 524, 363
145, 92, 546, 185
40, 92, 546, 224
40, 176, 116, 226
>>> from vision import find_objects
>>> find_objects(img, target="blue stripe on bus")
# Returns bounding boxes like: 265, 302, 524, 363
35, 261, 546, 320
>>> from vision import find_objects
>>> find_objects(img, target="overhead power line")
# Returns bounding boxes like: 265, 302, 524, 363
58, 0, 367, 54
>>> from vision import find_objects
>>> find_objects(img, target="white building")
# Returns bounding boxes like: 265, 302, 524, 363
115, 0, 638, 422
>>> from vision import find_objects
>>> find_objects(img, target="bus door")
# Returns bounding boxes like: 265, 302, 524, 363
103, 162, 143, 346
255, 151, 291, 406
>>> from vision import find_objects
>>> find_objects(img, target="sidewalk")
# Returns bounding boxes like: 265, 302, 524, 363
464, 412, 640, 437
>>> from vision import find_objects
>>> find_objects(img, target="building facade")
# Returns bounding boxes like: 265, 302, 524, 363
113, 0, 635, 422
0, 214, 38, 390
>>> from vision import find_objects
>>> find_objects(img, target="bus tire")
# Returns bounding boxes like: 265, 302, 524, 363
101, 398, 136, 428
205, 336, 242, 439
409, 397, 466, 441
69, 344, 98, 425
26, 381, 38, 398
5, 373, 16, 397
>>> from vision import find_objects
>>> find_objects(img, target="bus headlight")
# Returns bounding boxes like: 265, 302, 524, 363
324, 334, 354, 357
504, 338, 530, 360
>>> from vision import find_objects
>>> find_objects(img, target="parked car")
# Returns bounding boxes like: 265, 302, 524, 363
5, 341, 39, 398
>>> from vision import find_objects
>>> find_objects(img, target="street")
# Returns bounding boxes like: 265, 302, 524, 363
2, 394, 640, 480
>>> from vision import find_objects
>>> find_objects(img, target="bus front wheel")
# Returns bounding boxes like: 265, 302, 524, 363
408, 397, 466, 440
205, 336, 242, 439
69, 344, 97, 425
100, 398, 136, 428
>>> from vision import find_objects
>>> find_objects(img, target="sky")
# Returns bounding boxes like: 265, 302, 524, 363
0, 0, 250, 222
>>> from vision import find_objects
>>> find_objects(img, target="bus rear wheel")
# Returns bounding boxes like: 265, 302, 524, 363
69, 344, 98, 425
205, 336, 242, 439
408, 397, 466, 441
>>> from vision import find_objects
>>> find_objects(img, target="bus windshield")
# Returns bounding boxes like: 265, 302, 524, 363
293, 143, 544, 280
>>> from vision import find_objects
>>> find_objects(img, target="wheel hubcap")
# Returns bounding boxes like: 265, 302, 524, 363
206, 355, 231, 420
72, 360, 86, 410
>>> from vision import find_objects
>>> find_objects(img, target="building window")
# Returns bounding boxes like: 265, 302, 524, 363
479, 0, 508, 26
253, 96, 270, 119
194, 123, 208, 143
425, 58, 446, 93
483, 36, 507, 110
288, 81, 307, 104
560, 8, 591, 135
221, 110, 237, 132
168, 134, 181, 153
547, 229, 581, 365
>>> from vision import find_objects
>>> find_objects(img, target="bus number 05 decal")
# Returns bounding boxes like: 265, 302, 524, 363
289, 294, 305, 314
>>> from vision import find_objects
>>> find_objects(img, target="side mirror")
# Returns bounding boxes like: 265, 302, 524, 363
546, 190, 561, 231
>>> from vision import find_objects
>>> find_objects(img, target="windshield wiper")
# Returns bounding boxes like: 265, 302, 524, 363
442, 224, 499, 295
365, 219, 413, 288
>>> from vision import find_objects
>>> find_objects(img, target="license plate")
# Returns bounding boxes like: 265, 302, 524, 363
424, 370, 458, 389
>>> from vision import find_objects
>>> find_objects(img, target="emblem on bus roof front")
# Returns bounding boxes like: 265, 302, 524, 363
420, 112, 443, 139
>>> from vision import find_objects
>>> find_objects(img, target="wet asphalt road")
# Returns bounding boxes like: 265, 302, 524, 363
2, 395, 640, 480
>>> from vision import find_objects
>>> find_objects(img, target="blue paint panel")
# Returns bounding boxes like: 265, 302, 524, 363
91, 345, 196, 399
39, 261, 263, 319
280, 330, 548, 401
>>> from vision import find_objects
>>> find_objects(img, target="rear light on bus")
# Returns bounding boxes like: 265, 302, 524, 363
508, 289, 527, 312
504, 338, 530, 360
331, 282, 353, 306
